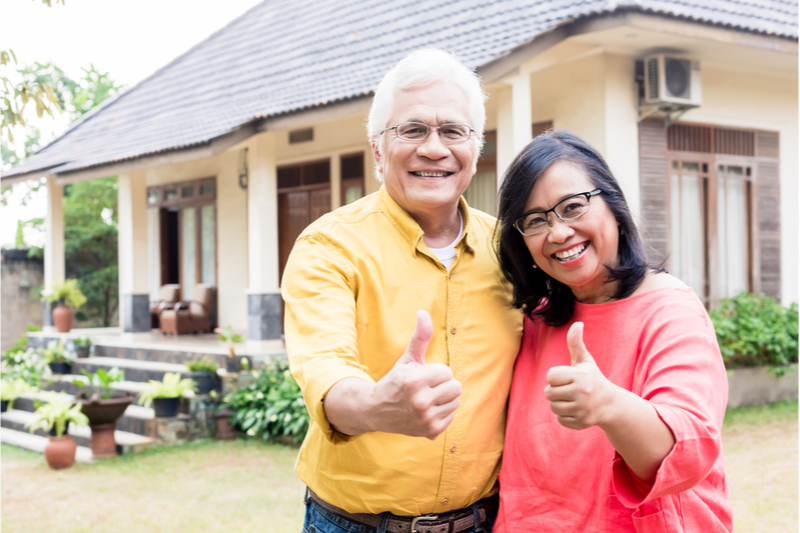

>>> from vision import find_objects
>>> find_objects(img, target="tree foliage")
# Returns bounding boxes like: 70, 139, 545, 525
63, 177, 119, 326
4, 59, 123, 326
0, 0, 66, 143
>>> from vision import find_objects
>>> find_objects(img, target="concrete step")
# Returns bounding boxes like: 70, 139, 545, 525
0, 426, 93, 462
72, 357, 189, 383
1, 409, 156, 454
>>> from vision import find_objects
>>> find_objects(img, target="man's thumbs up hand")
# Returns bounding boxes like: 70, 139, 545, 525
397, 310, 433, 367
545, 322, 613, 430
369, 311, 462, 440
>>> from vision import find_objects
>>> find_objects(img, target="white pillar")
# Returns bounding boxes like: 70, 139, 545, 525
246, 132, 282, 340
496, 73, 533, 188
43, 176, 65, 330
118, 172, 150, 332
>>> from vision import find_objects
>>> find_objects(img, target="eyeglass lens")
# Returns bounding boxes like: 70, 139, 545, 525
516, 195, 591, 235
395, 122, 471, 143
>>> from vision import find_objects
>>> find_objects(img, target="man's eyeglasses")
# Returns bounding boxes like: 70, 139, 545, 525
514, 189, 603, 236
380, 121, 476, 144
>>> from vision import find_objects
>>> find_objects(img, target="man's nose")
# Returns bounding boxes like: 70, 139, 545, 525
416, 130, 451, 159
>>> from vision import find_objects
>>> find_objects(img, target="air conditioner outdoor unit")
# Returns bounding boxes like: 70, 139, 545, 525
643, 54, 701, 107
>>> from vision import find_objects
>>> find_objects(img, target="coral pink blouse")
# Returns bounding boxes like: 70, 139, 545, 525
495, 288, 733, 533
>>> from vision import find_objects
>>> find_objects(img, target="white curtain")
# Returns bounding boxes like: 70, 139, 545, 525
718, 165, 749, 297
671, 162, 706, 299
147, 208, 161, 302
201, 205, 216, 286
181, 207, 196, 300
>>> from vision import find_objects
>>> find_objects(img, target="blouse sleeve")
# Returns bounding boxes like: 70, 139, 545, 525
612, 289, 728, 506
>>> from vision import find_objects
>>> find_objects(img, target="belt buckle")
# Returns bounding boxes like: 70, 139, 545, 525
410, 514, 438, 533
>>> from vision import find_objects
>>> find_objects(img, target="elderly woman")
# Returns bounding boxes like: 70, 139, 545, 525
493, 131, 733, 532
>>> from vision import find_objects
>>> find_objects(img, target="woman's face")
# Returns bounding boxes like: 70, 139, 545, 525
522, 160, 620, 303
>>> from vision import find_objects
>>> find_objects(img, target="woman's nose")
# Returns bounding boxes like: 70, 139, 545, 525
546, 216, 575, 243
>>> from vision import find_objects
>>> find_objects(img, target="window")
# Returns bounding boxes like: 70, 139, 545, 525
664, 124, 764, 307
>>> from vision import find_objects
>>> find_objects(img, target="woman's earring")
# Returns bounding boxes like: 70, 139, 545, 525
532, 262, 538, 269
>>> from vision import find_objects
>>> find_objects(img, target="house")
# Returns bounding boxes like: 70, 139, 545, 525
3, 0, 796, 341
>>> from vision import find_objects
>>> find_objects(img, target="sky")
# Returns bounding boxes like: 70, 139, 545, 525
0, 0, 265, 247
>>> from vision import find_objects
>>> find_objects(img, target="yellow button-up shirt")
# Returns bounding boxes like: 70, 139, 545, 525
282, 186, 522, 516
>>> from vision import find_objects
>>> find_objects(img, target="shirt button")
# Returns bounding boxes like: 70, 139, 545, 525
450, 327, 457, 335
450, 445, 457, 453
442, 498, 449, 505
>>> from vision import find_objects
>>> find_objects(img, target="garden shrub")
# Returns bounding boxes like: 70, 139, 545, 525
223, 361, 309, 444
710, 292, 798, 370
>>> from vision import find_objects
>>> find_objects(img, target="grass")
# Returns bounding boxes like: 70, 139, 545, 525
1, 439, 305, 533
722, 400, 798, 533
1, 401, 797, 532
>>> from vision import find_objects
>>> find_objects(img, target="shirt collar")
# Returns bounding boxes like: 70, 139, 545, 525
378, 185, 476, 256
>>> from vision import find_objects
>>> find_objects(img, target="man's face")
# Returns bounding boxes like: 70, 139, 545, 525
372, 81, 479, 220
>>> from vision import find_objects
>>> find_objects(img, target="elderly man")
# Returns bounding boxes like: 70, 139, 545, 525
282, 49, 522, 533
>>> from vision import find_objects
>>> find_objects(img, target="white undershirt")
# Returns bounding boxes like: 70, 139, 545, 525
428, 211, 464, 270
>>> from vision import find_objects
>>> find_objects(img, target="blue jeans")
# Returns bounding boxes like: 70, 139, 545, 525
302, 492, 496, 533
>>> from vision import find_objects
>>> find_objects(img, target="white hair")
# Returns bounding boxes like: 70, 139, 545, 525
368, 48, 487, 181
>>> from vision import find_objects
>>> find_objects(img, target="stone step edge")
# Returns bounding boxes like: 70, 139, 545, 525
1, 409, 156, 446
73, 356, 188, 373
17, 390, 158, 419
0, 427, 93, 462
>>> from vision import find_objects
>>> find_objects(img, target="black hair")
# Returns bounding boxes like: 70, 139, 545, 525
495, 130, 659, 327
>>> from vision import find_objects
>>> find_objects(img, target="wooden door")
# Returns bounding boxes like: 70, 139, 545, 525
278, 185, 331, 281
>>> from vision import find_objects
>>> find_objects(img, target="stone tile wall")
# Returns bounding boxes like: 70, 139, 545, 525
1, 249, 44, 352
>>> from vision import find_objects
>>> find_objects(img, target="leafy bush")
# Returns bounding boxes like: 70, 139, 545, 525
1, 348, 49, 388
41, 278, 87, 309
42, 340, 75, 364
710, 292, 798, 369
185, 358, 219, 373
24, 393, 88, 438
222, 362, 309, 444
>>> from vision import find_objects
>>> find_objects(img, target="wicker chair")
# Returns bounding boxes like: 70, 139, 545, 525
159, 284, 214, 335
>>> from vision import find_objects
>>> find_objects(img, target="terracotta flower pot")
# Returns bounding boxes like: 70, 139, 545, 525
44, 435, 77, 470
52, 304, 75, 333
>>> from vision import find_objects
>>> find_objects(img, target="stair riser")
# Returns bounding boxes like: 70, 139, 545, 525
1, 416, 91, 448
11, 397, 158, 438
73, 361, 176, 383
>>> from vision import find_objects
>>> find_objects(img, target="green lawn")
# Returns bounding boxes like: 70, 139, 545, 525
1, 401, 796, 533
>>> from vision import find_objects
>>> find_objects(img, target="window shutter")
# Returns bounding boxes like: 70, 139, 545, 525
638, 118, 669, 266
755, 131, 781, 299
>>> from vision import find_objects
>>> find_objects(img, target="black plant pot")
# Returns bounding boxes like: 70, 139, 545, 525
75, 347, 91, 358
188, 372, 217, 395
49, 362, 73, 375
1, 400, 8, 413
152, 397, 181, 417
49, 421, 71, 437
225, 359, 240, 373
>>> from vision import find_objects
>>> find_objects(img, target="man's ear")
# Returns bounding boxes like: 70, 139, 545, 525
370, 136, 384, 176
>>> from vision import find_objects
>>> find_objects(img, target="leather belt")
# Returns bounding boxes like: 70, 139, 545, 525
307, 489, 496, 533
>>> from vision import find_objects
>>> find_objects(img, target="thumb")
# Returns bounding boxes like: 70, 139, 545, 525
567, 322, 593, 367
398, 310, 433, 366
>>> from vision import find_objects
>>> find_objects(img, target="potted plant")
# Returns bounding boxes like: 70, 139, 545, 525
138, 372, 198, 417
24, 393, 88, 469
73, 367, 134, 459
73, 335, 92, 358
41, 279, 87, 333
0, 378, 35, 412
185, 357, 220, 395
42, 340, 75, 375
217, 325, 244, 372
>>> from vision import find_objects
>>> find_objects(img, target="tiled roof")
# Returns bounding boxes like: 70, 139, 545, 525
5, 0, 797, 179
